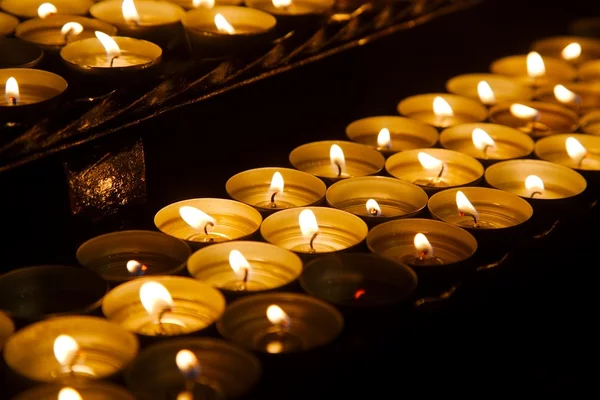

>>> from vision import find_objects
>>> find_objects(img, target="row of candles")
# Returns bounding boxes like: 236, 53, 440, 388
2, 25, 600, 400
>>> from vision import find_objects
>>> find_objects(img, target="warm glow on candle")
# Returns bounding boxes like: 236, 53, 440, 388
365, 199, 381, 216
270, 172, 284, 193
193, 0, 215, 7
561, 42, 581, 61
273, 0, 292, 7
177, 393, 194, 400
377, 128, 391, 148
179, 206, 216, 230
526, 51, 545, 78
330, 144, 346, 176
126, 260, 146, 274
266, 305, 290, 328
38, 3, 57, 19
432, 96, 454, 117
4, 77, 19, 106
553, 84, 578, 104
122, 0, 141, 24
229, 249, 251, 279
471, 128, 496, 152
414, 233, 433, 255
566, 136, 587, 165
95, 31, 122, 60
456, 190, 479, 221
214, 13, 235, 34
477, 80, 496, 105
176, 349, 201, 379
417, 151, 443, 172
139, 282, 174, 318
525, 175, 544, 193
299, 209, 318, 237
60, 22, 83, 38
58, 387, 82, 400
54, 335, 80, 369
510, 103, 540, 120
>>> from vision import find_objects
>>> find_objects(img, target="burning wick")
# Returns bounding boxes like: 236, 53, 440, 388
456, 190, 479, 227
566, 137, 588, 168
229, 250, 250, 291
459, 211, 478, 226
267, 305, 290, 332
203, 221, 215, 240
122, 0, 141, 27
366, 198, 381, 217
330, 144, 346, 178
354, 289, 366, 300
127, 260, 148, 276
60, 22, 83, 44
525, 175, 544, 198
140, 282, 173, 335
309, 232, 319, 252
299, 209, 319, 253
269, 171, 284, 208
54, 335, 81, 375
176, 349, 201, 395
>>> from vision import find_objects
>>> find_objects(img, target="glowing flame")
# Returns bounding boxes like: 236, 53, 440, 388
179, 206, 216, 230
456, 190, 479, 221
60, 22, 84, 39
193, 0, 215, 7
561, 42, 581, 61
139, 282, 173, 317
214, 13, 235, 34
477, 80, 496, 105
58, 388, 82, 400
566, 136, 587, 165
176, 349, 201, 380
553, 84, 578, 104
273, 0, 292, 8
365, 199, 381, 216
330, 144, 346, 175
299, 209, 318, 237
54, 335, 79, 368
229, 249, 251, 279
471, 128, 496, 151
95, 31, 121, 60
122, 0, 141, 24
414, 233, 433, 255
38, 3, 57, 19
377, 128, 391, 148
417, 152, 443, 172
526, 51, 545, 78
270, 172, 284, 193
177, 393, 194, 400
266, 305, 290, 328
510, 103, 540, 120
525, 175, 544, 193
4, 77, 19, 105
432, 96, 454, 117
126, 260, 146, 274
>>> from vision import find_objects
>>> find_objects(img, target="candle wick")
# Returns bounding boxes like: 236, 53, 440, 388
9, 97, 16, 106
157, 307, 172, 335
437, 163, 445, 179
64, 28, 73, 44
369, 207, 379, 216
460, 211, 478, 227
270, 191, 278, 208
109, 55, 120, 68
309, 232, 319, 252
483, 145, 490, 159
335, 162, 342, 177
577, 153, 588, 168
203, 221, 215, 242
239, 267, 249, 291
418, 250, 428, 260
530, 191, 542, 198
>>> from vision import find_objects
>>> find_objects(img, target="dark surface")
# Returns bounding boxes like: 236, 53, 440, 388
0, 0, 597, 397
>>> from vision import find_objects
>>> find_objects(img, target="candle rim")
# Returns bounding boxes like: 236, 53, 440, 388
0, 0, 94, 19
0, 67, 67, 107
182, 5, 277, 36
89, 0, 185, 27
244, 0, 335, 16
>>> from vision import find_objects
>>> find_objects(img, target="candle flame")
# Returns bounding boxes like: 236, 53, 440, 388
4, 77, 19, 105
377, 128, 391, 148
122, 0, 141, 24
299, 209, 318, 237
58, 388, 82, 400
471, 128, 496, 151
330, 144, 346, 175
38, 3, 57, 19
179, 206, 216, 230
229, 249, 251, 279
456, 190, 479, 221
566, 136, 587, 164
553, 84, 578, 104
60, 22, 83, 38
126, 260, 146, 274
193, 0, 215, 7
432, 96, 454, 117
525, 175, 544, 192
477, 80, 496, 105
365, 199, 381, 216
53, 335, 79, 368
139, 282, 173, 317
95, 31, 121, 59
510, 103, 540, 120
413, 233, 433, 255
270, 172, 284, 193
273, 0, 292, 8
417, 151, 443, 171
526, 51, 545, 78
214, 13, 235, 34
177, 393, 194, 400
176, 349, 201, 380
561, 42, 581, 61
266, 305, 290, 328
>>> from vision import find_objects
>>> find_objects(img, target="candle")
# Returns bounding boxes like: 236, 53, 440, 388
531, 36, 600, 66
260, 206, 368, 254
385, 148, 484, 193
445, 73, 534, 106
0, 312, 14, 351
3, 316, 138, 383
0, 0, 93, 19
581, 110, 600, 135
0, 11, 18, 36
576, 58, 600, 82
102, 276, 226, 337
345, 116, 439, 156
217, 293, 343, 353
300, 253, 418, 307
289, 140, 385, 182
397, 93, 488, 128
535, 134, 600, 171
169, 0, 244, 10
226, 167, 327, 213
76, 230, 191, 284
126, 338, 261, 400
0, 38, 44, 69
182, 5, 277, 59
90, 0, 186, 48
325, 176, 428, 225
14, 382, 136, 400
188, 241, 303, 293
535, 82, 600, 115
490, 51, 576, 88
245, 0, 334, 16
439, 123, 534, 163
489, 101, 578, 139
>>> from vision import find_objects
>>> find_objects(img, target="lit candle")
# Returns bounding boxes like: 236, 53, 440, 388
397, 93, 488, 128
413, 151, 446, 187
245, 0, 335, 19
566, 136, 596, 168
175, 349, 201, 398
0, 69, 67, 113
179, 205, 224, 242
524, 175, 545, 198
54, 334, 95, 376
535, 134, 600, 172
329, 143, 347, 178
489, 101, 578, 138
455, 190, 482, 228
562, 42, 582, 62
536, 82, 600, 115
490, 51, 576, 87
446, 73, 534, 105
398, 233, 444, 266
299, 209, 320, 253
477, 80, 496, 106
526, 51, 545, 89
531, 36, 600, 65
139, 282, 175, 335
228, 249, 251, 291
0, 0, 93, 19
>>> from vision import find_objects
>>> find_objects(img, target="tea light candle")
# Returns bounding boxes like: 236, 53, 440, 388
90, 0, 186, 48
325, 176, 428, 224
439, 123, 534, 163
531, 36, 600, 66
0, 0, 93, 19
188, 241, 303, 293
385, 148, 484, 193
300, 253, 418, 307
126, 338, 261, 400
76, 230, 191, 284
170, 0, 244, 10
445, 73, 534, 106
3, 316, 138, 383
396, 93, 488, 128
289, 140, 385, 182
0, 11, 18, 36
260, 207, 368, 254
0, 38, 44, 68
489, 101, 578, 139
217, 292, 343, 353
244, 0, 334, 32
490, 51, 576, 88
366, 218, 478, 268
0, 312, 14, 350
535, 82, 600, 115
154, 198, 263, 247
535, 134, 600, 171
182, 5, 277, 59
13, 382, 136, 400
580, 110, 600, 135
102, 276, 226, 337
576, 59, 600, 82
345, 116, 439, 156
225, 167, 327, 212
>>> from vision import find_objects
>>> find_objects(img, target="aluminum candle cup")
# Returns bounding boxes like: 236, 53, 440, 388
188, 241, 303, 294
535, 82, 600, 115
397, 93, 488, 128
244, 0, 334, 33
90, 0, 186, 49
154, 198, 263, 249
0, 11, 18, 36
0, 266, 107, 326
289, 140, 385, 182
226, 167, 327, 213
325, 176, 428, 225
170, 0, 244, 9
3, 316, 138, 383
531, 36, 600, 65
385, 148, 484, 194
102, 276, 226, 337
581, 110, 600, 135
445, 73, 534, 106
13, 382, 136, 400
439, 123, 534, 164
260, 206, 368, 255
0, 38, 43, 68
345, 116, 439, 156
0, 312, 14, 350
182, 6, 277, 59
76, 230, 191, 284
490, 54, 576, 86
489, 101, 578, 139
217, 293, 344, 353
0, 0, 93, 19
126, 338, 259, 400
